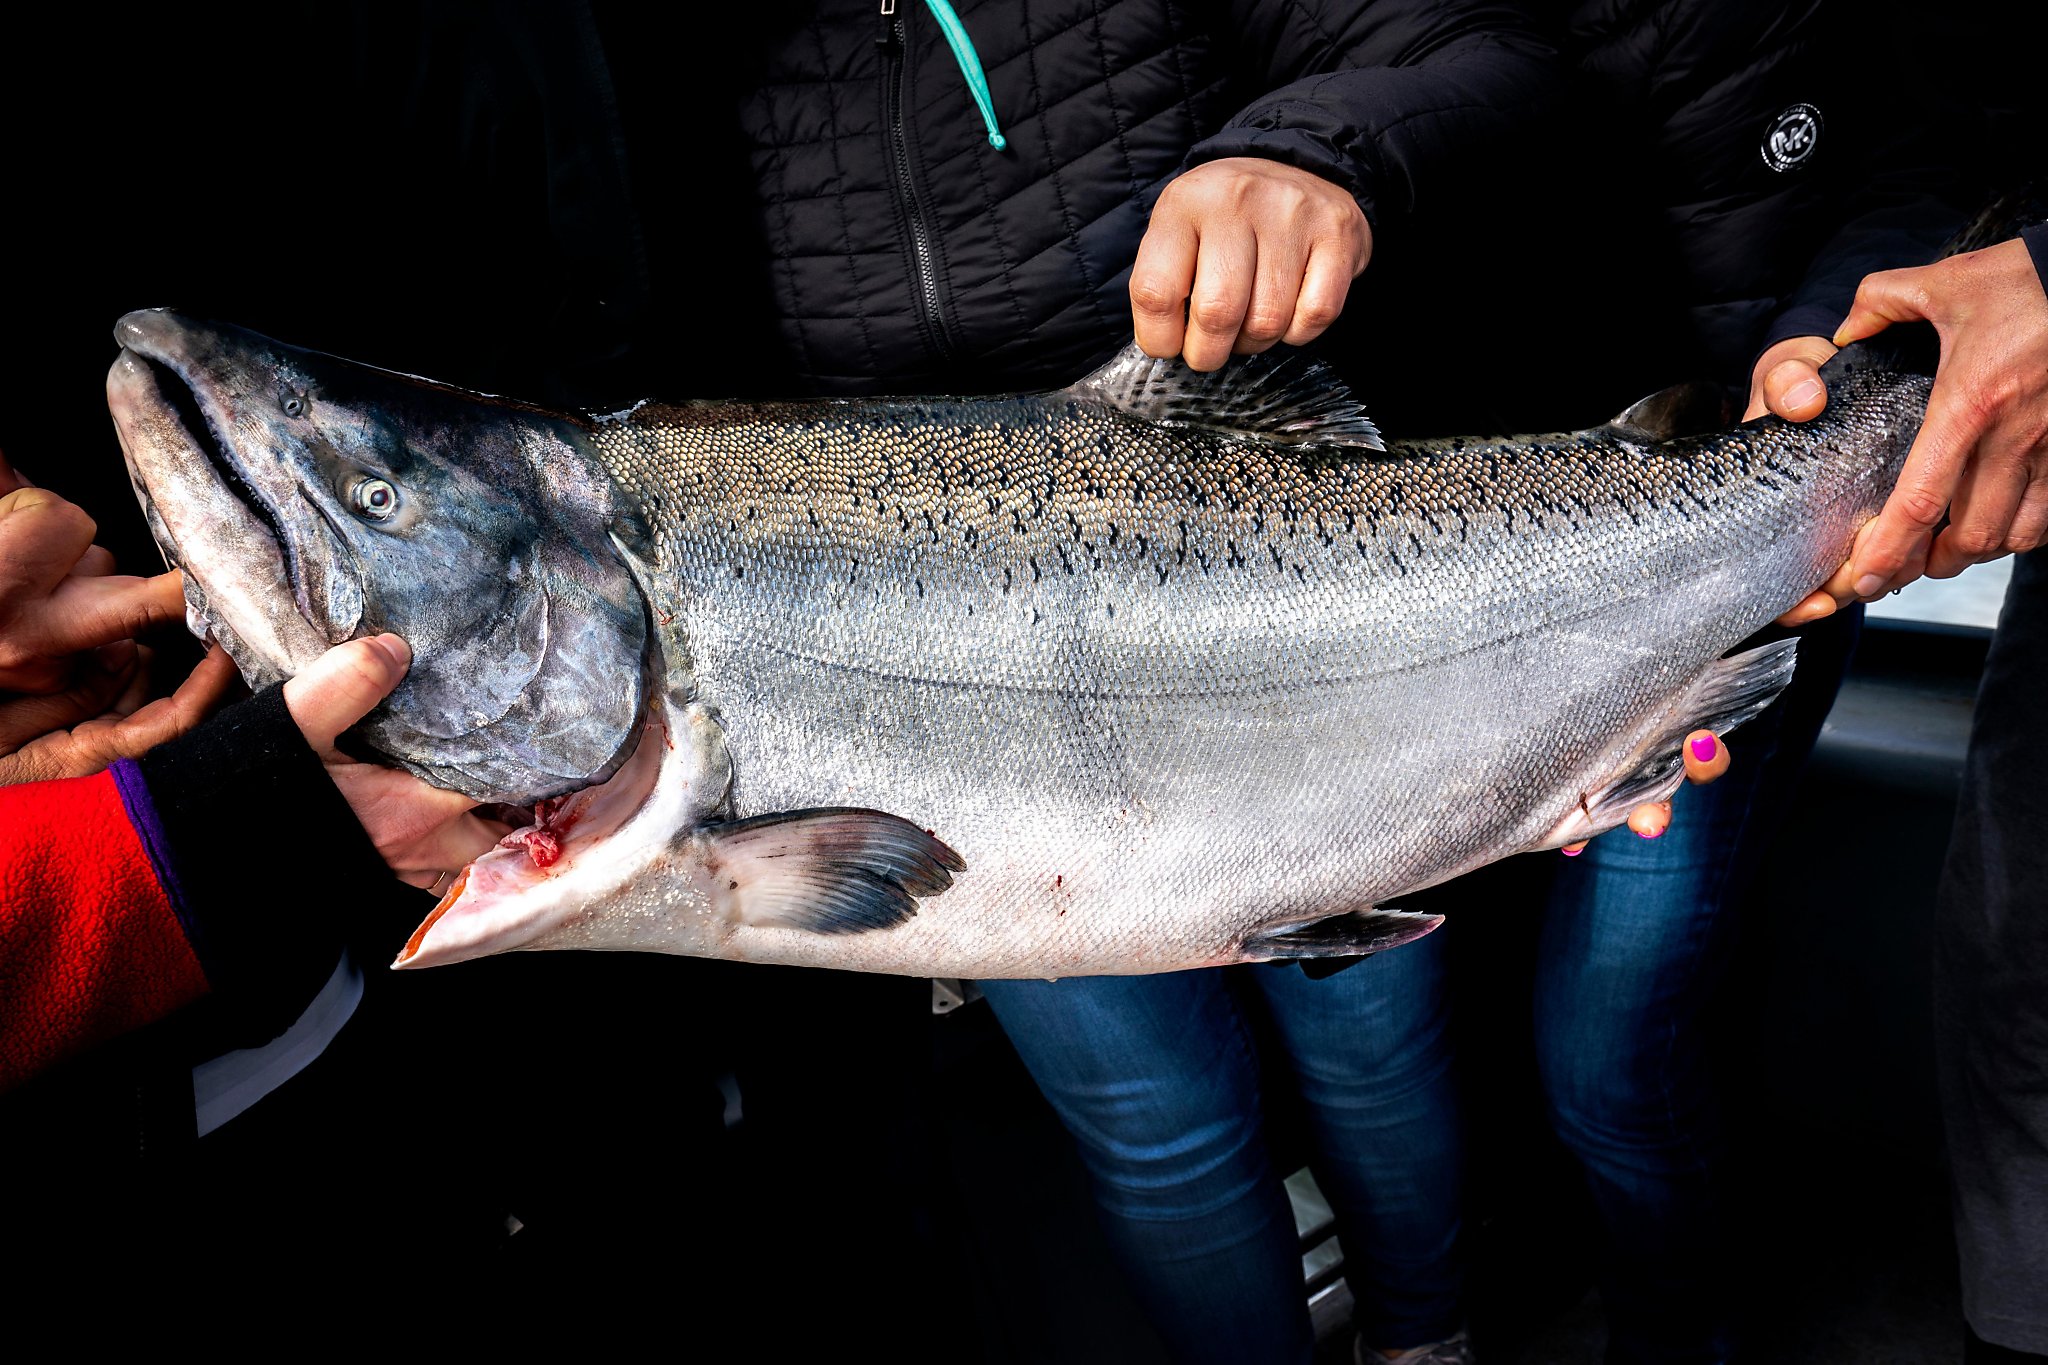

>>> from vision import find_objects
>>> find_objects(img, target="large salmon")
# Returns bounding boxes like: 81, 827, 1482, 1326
106, 311, 1925, 976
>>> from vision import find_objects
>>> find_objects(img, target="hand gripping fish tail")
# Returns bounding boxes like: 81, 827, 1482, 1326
107, 308, 1929, 979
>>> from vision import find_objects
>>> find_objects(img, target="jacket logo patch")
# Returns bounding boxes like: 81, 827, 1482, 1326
1761, 103, 1823, 173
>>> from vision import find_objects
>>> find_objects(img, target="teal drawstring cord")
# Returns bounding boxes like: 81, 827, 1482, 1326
920, 0, 1007, 150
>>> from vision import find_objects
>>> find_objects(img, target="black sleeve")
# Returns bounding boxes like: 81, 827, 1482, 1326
1763, 3, 2044, 351
136, 683, 397, 1043
1183, 1, 1557, 228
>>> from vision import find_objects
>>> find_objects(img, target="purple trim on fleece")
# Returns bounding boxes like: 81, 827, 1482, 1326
109, 756, 211, 979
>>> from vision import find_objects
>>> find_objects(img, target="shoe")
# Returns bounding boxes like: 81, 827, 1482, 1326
1353, 1329, 1474, 1365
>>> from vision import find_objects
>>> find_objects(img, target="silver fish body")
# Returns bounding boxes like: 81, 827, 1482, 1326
544, 362, 1920, 977
105, 311, 1925, 977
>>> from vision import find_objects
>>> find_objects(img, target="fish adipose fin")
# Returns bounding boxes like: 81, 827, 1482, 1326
707, 808, 967, 935
1068, 343, 1384, 451
1547, 637, 1801, 847
1237, 908, 1443, 963
1598, 381, 1735, 443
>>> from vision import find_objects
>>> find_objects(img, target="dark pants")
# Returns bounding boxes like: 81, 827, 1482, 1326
1936, 550, 2048, 1358
981, 933, 1464, 1364
1537, 610, 1861, 1365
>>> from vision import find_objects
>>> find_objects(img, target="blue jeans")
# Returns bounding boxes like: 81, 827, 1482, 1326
1534, 611, 1859, 1365
981, 932, 1462, 1364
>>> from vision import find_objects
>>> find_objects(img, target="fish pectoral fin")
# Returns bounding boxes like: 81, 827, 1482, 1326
1237, 909, 1443, 963
1067, 342, 1383, 451
1544, 636, 1802, 847
705, 808, 966, 936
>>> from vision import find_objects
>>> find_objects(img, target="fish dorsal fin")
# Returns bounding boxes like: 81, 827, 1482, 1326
1597, 381, 1735, 443
1067, 342, 1384, 451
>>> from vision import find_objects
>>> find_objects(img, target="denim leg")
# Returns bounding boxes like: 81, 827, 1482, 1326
1534, 613, 1857, 1365
1252, 930, 1463, 1350
980, 971, 1313, 1365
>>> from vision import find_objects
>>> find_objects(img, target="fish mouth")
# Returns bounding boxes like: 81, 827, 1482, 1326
109, 314, 329, 683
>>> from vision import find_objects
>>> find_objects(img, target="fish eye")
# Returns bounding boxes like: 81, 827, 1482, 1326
281, 393, 307, 418
351, 477, 398, 521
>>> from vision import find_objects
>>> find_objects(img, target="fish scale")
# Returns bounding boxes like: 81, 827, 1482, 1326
107, 311, 1927, 977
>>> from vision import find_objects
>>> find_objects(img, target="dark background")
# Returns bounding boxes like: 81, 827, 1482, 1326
0, 3, 2013, 1356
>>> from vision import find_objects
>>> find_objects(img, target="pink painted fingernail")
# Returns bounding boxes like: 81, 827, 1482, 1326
1562, 845, 1583, 857
1690, 735, 1717, 762
1637, 825, 1665, 840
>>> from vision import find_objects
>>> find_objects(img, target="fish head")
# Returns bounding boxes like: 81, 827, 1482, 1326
108, 309, 648, 803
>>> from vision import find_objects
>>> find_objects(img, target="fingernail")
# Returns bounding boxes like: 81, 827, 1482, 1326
1785, 380, 1823, 410
1690, 734, 1717, 762
1853, 574, 1886, 598
1562, 844, 1584, 857
365, 633, 412, 670
1636, 824, 1665, 840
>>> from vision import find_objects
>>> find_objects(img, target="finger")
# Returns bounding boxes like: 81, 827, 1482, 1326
101, 642, 155, 719
1234, 232, 1306, 356
1683, 730, 1732, 785
1627, 800, 1672, 840
1832, 266, 1933, 347
33, 570, 188, 654
2003, 471, 2048, 556
1182, 226, 1256, 372
0, 656, 138, 756
1281, 242, 1353, 347
1131, 211, 1198, 360
1762, 358, 1829, 423
0, 488, 100, 596
1561, 840, 1589, 858
1927, 434, 2031, 578
1775, 589, 1839, 627
83, 644, 239, 764
73, 545, 118, 577
1849, 399, 1977, 595
404, 811, 515, 879
284, 634, 412, 757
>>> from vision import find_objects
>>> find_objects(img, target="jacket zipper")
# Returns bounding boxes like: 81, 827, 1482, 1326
878, 3, 956, 363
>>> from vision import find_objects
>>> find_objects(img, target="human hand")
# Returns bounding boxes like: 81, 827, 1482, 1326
1775, 239, 2048, 625
0, 642, 239, 786
1561, 730, 1732, 856
0, 451, 187, 693
1131, 157, 1371, 372
283, 634, 513, 890
0, 450, 233, 783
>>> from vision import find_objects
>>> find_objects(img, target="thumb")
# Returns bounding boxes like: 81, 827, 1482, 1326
1744, 336, 1837, 421
1833, 265, 1931, 347
1762, 352, 1832, 423
284, 634, 411, 756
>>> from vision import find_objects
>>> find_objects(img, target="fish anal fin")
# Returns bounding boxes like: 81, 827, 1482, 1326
704, 807, 966, 936
1068, 343, 1383, 451
1237, 908, 1442, 963
1542, 637, 1801, 849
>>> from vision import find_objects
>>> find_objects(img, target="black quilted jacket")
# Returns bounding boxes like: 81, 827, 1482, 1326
378, 0, 1557, 408
1541, 0, 2009, 393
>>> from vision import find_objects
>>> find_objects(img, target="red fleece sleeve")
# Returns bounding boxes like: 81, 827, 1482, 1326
0, 770, 210, 1092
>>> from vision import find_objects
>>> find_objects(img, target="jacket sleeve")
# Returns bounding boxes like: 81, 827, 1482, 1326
1761, 5, 2042, 351
1184, 1, 1558, 229
0, 684, 392, 1091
